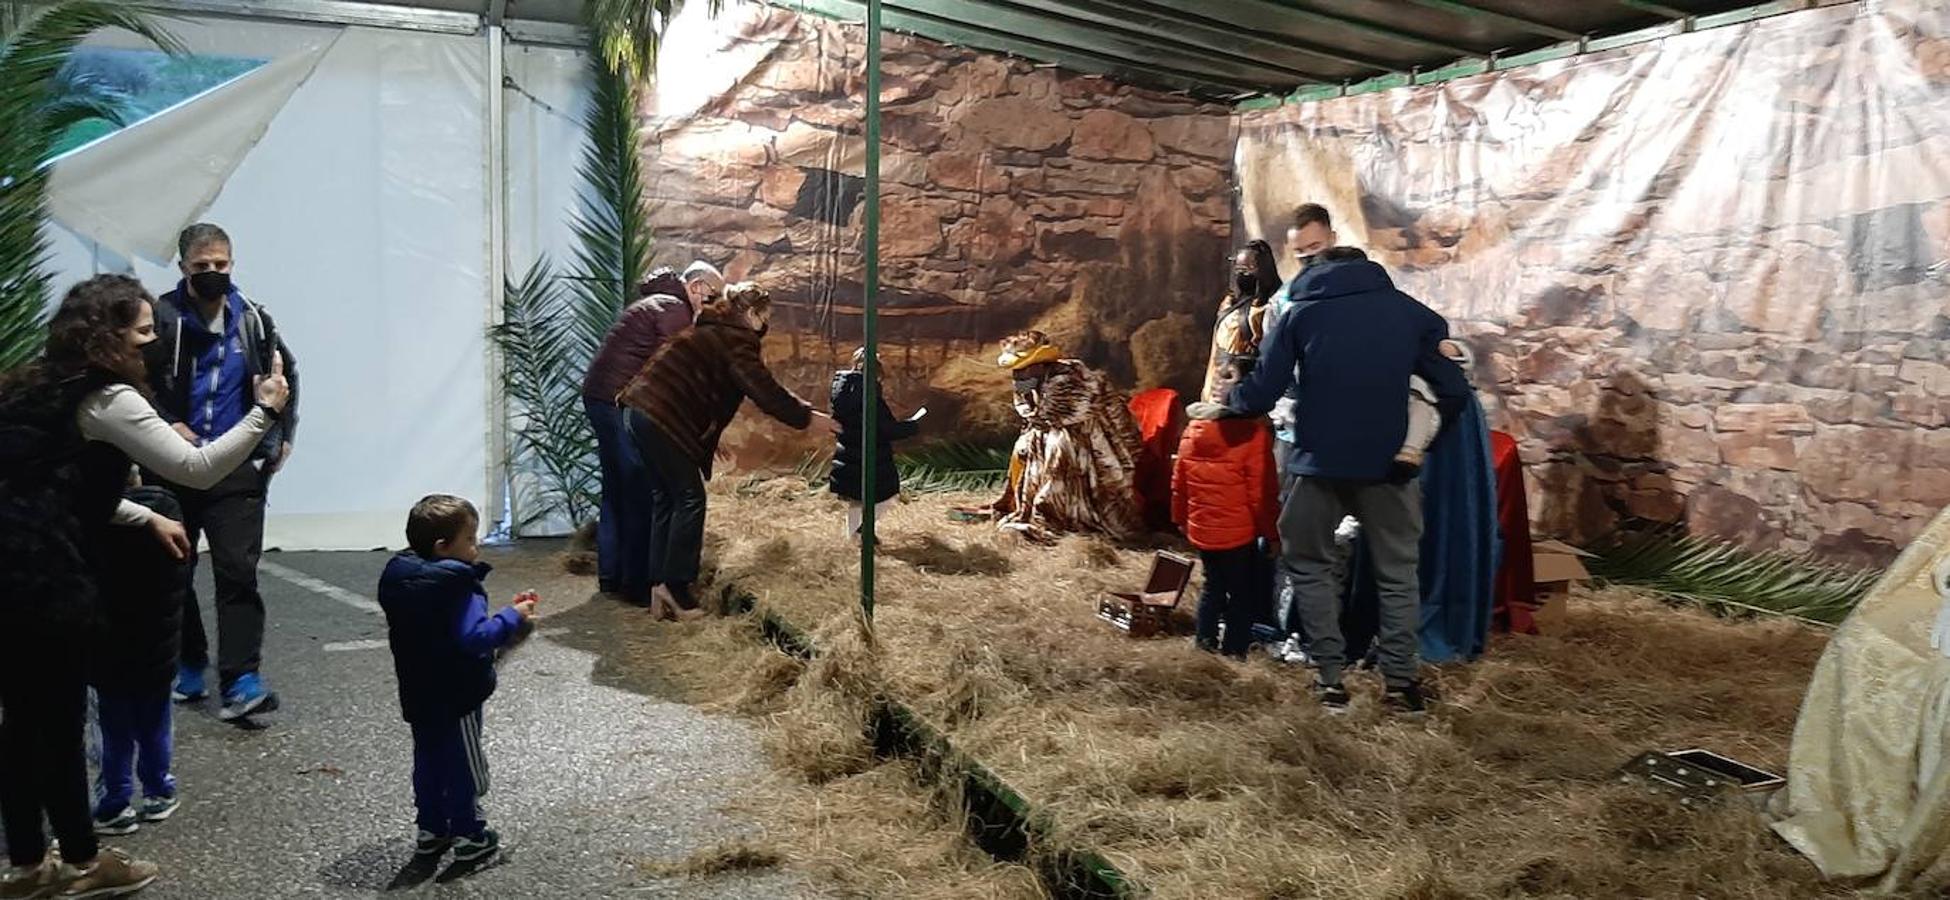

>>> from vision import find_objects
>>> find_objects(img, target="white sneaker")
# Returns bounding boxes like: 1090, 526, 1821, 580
1276, 637, 1313, 667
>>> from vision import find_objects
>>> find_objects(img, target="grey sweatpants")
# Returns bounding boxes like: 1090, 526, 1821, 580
1278, 475, 1424, 688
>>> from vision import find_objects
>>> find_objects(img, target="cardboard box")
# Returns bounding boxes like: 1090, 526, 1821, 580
1532, 539, 1593, 629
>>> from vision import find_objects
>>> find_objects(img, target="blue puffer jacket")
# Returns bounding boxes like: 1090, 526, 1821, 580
377, 553, 523, 724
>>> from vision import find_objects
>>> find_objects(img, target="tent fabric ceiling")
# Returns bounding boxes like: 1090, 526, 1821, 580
131, 0, 1800, 97
768, 0, 1788, 98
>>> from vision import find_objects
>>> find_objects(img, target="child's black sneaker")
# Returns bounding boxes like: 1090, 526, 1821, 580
138, 794, 180, 823
1312, 680, 1351, 714
452, 829, 500, 863
414, 830, 452, 857
1384, 682, 1429, 717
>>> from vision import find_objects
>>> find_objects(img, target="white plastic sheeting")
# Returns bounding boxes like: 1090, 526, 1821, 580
41, 15, 593, 550
501, 42, 592, 538
47, 40, 335, 263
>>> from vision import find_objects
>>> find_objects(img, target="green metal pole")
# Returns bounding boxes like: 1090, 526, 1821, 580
860, 0, 882, 624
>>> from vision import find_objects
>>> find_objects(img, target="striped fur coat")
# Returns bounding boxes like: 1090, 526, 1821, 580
992, 359, 1143, 540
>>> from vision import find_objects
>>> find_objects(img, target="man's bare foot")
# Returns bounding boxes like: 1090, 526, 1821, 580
647, 587, 677, 621
657, 584, 707, 621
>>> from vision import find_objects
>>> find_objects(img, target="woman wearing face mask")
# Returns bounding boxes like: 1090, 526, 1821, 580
616, 282, 825, 621
1200, 239, 1282, 403
0, 275, 290, 898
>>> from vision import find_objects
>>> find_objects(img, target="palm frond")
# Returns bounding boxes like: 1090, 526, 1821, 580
582, 0, 724, 80
1587, 525, 1880, 625
38, 64, 130, 134
489, 33, 659, 530
0, 1, 179, 373
562, 42, 650, 364
896, 440, 1012, 495
489, 257, 602, 528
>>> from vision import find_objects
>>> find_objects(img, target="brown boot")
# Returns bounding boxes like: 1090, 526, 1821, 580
0, 857, 80, 900
58, 848, 156, 898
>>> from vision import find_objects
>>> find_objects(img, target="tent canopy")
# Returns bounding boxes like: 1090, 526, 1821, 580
768, 0, 1780, 99
129, 0, 587, 46
127, 0, 1797, 98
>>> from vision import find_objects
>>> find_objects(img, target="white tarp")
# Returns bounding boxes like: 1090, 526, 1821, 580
40, 18, 574, 551
46, 39, 335, 263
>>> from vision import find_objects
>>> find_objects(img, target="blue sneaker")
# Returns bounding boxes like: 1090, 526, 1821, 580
218, 673, 275, 721
170, 665, 207, 703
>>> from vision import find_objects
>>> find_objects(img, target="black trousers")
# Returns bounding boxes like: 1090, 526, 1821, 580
1194, 543, 1265, 657
626, 411, 706, 594
169, 462, 269, 687
0, 639, 98, 867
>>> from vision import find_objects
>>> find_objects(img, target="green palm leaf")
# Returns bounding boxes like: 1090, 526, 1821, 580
583, 0, 723, 80
896, 440, 1012, 495
1587, 525, 1880, 625
490, 258, 602, 528
562, 35, 652, 365
0, 1, 179, 373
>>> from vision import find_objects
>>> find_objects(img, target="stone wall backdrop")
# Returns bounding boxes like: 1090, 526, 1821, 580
640, 6, 1234, 467
1236, 0, 1950, 565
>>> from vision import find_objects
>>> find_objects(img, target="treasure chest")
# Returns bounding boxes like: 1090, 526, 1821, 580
1096, 551, 1196, 638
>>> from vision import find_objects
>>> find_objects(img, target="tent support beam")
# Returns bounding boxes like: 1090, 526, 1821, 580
127, 0, 585, 46
484, 20, 512, 540
1612, 0, 1692, 19
860, 0, 882, 624
1401, 0, 1584, 41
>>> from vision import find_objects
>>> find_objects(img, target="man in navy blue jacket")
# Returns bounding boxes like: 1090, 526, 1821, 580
378, 495, 535, 864
145, 223, 300, 722
1193, 247, 1469, 715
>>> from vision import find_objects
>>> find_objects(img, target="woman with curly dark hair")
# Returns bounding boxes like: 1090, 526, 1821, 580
0, 275, 288, 898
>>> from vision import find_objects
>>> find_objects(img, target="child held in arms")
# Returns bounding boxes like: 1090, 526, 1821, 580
1394, 338, 1468, 477
377, 495, 537, 864
1172, 363, 1279, 657
830, 347, 924, 540
1337, 338, 1472, 546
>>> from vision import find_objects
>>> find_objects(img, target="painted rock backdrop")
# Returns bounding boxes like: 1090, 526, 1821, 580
1237, 1, 1950, 565
640, 5, 1234, 467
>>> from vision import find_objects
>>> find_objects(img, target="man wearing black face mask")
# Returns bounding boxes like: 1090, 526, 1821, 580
144, 222, 300, 723
1263, 203, 1338, 459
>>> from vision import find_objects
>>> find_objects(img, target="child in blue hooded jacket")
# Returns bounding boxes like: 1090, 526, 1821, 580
377, 495, 536, 864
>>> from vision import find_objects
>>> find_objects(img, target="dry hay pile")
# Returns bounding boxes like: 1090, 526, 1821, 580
677, 477, 1862, 899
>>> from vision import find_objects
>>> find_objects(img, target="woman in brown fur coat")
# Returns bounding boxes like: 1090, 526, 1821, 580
617, 283, 824, 619
989, 332, 1143, 541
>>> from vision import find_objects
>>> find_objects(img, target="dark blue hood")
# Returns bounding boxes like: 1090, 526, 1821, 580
377, 551, 498, 724
380, 553, 491, 594
1290, 259, 1396, 304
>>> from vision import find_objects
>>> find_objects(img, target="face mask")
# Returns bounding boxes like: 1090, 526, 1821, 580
1234, 271, 1257, 296
1296, 253, 1318, 271
189, 271, 231, 301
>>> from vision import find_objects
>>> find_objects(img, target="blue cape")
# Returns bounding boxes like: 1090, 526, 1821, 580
1341, 394, 1502, 663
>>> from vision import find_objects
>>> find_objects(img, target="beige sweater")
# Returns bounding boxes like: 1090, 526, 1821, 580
75, 385, 272, 525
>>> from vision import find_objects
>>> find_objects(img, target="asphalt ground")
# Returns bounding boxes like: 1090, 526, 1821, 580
24, 544, 820, 900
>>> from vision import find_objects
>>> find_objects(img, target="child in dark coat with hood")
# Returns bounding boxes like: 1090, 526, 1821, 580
829, 348, 923, 540
377, 495, 536, 864
88, 484, 190, 835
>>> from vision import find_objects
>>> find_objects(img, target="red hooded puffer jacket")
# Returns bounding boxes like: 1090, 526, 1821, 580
1170, 418, 1278, 552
